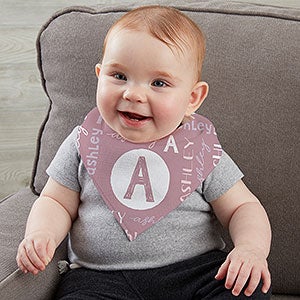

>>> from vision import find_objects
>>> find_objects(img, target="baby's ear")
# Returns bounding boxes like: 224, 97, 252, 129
187, 81, 209, 115
95, 64, 101, 77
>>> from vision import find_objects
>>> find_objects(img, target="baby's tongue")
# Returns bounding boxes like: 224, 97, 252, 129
126, 112, 146, 120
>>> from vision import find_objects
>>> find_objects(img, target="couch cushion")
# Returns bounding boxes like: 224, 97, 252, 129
31, 0, 299, 295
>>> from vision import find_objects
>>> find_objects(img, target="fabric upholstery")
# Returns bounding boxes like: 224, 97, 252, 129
0, 1, 299, 299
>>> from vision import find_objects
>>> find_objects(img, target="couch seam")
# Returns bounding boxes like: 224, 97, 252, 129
0, 269, 21, 288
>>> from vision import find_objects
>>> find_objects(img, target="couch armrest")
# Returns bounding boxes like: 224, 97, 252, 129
0, 188, 67, 300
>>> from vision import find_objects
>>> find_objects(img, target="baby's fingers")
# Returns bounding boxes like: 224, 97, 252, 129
34, 239, 52, 267
224, 259, 242, 291
215, 258, 230, 280
243, 267, 262, 297
19, 240, 46, 274
232, 262, 252, 296
16, 258, 28, 274
45, 239, 56, 265
261, 267, 271, 294
17, 248, 40, 275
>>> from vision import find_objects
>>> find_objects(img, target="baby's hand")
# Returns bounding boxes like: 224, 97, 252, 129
215, 246, 271, 297
16, 231, 56, 275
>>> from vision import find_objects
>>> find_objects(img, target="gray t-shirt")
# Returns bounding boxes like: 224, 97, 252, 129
47, 126, 243, 270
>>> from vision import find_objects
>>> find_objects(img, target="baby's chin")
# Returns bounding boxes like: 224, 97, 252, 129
104, 117, 180, 144
120, 129, 179, 144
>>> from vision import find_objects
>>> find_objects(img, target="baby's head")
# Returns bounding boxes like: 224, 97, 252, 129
103, 5, 206, 81
96, 5, 209, 143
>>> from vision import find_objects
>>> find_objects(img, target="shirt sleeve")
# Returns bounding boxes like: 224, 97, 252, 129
202, 150, 244, 202
46, 126, 81, 192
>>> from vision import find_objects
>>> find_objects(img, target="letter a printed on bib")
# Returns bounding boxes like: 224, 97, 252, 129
78, 108, 221, 241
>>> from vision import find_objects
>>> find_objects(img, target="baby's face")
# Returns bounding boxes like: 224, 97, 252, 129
96, 29, 198, 143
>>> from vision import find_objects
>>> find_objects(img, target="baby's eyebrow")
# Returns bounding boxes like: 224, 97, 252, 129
152, 70, 181, 82
153, 71, 173, 78
104, 62, 127, 70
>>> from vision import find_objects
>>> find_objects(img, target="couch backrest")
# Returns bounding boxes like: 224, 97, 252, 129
32, 0, 300, 295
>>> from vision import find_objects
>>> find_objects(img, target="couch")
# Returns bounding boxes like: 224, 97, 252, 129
0, 1, 299, 299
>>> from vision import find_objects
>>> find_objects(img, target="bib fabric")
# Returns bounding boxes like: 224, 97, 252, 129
77, 108, 222, 241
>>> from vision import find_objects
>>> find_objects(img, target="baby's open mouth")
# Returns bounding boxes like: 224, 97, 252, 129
121, 111, 149, 122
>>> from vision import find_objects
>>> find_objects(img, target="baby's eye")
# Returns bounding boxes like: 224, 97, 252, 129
152, 80, 167, 88
113, 73, 127, 81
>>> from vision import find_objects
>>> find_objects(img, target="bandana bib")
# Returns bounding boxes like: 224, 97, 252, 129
77, 108, 222, 241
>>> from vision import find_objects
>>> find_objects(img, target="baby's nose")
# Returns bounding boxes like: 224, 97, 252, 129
123, 85, 146, 103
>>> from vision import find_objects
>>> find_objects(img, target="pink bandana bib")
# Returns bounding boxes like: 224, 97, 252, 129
77, 108, 222, 241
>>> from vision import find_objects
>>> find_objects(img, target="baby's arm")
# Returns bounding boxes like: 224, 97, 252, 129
211, 180, 271, 297
16, 177, 80, 275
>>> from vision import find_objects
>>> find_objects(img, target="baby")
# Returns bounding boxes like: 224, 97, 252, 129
17, 5, 271, 299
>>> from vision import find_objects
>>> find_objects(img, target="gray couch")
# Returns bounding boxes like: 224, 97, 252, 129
0, 1, 299, 299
